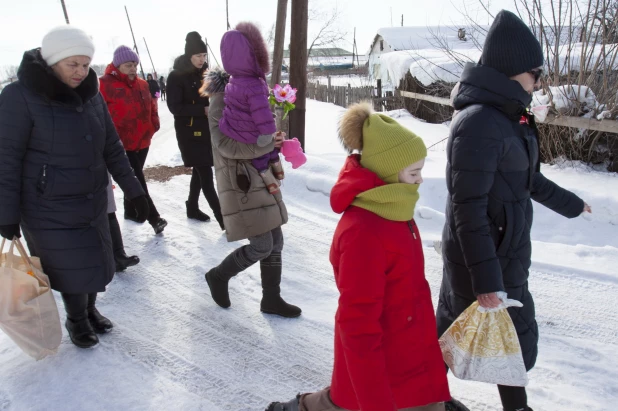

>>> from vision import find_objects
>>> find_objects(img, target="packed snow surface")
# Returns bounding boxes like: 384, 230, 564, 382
1, 100, 617, 411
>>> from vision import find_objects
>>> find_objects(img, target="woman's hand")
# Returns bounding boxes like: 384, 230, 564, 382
477, 292, 502, 309
204, 107, 209, 116
273, 131, 286, 149
583, 202, 592, 213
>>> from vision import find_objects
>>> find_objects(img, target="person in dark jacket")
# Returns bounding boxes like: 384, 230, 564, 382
436, 11, 591, 411
100, 47, 167, 235
146, 73, 160, 99
0, 26, 149, 349
159, 76, 166, 101
167, 31, 223, 229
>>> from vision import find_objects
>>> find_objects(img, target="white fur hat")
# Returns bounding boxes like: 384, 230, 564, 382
41, 26, 95, 66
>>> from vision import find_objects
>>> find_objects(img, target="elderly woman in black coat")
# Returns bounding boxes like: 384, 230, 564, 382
0, 26, 149, 349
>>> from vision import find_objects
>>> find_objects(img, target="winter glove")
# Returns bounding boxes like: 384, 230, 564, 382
130, 195, 150, 223
0, 224, 21, 240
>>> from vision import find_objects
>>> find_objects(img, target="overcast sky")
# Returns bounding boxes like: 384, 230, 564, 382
0, 0, 515, 77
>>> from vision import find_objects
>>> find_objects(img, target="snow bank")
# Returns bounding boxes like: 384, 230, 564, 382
1, 100, 617, 411
379, 48, 481, 87
533, 85, 600, 112
375, 26, 488, 52
375, 27, 618, 89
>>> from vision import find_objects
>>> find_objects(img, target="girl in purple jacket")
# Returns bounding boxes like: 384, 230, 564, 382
219, 22, 283, 194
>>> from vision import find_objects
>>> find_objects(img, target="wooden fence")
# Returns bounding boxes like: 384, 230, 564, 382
306, 82, 374, 108
306, 79, 618, 135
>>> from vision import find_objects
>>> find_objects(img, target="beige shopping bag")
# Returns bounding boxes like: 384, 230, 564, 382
439, 292, 528, 387
0, 238, 62, 360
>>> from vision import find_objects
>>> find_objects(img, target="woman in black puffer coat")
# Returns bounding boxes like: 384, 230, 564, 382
437, 11, 589, 411
167, 31, 223, 229
0, 26, 148, 349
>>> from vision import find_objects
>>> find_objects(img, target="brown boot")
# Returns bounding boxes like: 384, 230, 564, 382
270, 161, 285, 180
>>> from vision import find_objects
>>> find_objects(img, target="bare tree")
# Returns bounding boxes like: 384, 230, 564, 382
1, 65, 18, 82
90, 64, 107, 77
307, 3, 347, 58
266, 23, 276, 50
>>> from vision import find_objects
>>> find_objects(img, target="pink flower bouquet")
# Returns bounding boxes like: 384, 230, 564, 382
269, 84, 297, 120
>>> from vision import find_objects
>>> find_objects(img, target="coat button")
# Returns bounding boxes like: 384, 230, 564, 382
87, 193, 94, 199
85, 135, 92, 141
499, 227, 503, 231
407, 316, 412, 322
76, 106, 83, 113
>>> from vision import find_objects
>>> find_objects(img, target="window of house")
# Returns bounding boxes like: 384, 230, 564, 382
380, 40, 384, 51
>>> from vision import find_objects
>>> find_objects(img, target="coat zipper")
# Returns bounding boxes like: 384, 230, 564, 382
407, 221, 417, 239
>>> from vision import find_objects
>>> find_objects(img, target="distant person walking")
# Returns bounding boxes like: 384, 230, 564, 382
100, 46, 167, 235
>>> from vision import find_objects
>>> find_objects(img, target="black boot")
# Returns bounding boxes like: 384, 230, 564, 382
109, 213, 140, 272
151, 217, 168, 234
123, 198, 141, 223
186, 201, 211, 222
445, 398, 470, 411
260, 252, 301, 318
61, 293, 99, 348
205, 247, 255, 308
265, 394, 301, 411
87, 293, 113, 334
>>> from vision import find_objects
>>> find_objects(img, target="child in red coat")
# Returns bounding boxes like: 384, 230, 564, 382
267, 103, 451, 411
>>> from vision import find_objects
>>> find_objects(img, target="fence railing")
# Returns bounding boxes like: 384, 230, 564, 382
307, 80, 618, 134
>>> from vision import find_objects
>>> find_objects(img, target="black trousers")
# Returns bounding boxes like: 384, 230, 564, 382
124, 148, 160, 224
187, 166, 222, 219
497, 385, 527, 411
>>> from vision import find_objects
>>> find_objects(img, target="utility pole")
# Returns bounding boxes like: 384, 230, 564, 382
271, 0, 288, 88
226, 0, 231, 30
125, 6, 145, 79
401, 14, 404, 27
352, 27, 357, 68
60, 0, 70, 24
143, 37, 156, 77
289, 0, 308, 149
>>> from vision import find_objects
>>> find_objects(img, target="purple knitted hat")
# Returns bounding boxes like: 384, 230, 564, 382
113, 45, 139, 67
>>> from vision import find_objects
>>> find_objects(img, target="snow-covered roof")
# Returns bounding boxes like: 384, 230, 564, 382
369, 26, 489, 54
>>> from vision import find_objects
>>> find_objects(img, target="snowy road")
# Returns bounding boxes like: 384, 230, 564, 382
1, 101, 616, 411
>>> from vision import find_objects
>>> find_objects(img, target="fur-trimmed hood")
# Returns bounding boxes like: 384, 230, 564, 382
16, 48, 99, 106
200, 67, 230, 96
220, 22, 270, 78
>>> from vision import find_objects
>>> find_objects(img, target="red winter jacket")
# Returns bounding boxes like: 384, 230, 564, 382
99, 64, 159, 151
329, 155, 450, 411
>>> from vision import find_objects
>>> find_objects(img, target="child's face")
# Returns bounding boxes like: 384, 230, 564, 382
398, 159, 425, 185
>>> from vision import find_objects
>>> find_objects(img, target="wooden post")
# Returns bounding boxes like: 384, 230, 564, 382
143, 37, 157, 76
271, 0, 288, 88
352, 27, 356, 68
226, 0, 231, 30
125, 6, 146, 80
60, 0, 70, 24
376, 79, 382, 111
289, 0, 308, 149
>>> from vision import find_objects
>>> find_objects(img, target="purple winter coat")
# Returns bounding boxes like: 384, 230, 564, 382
220, 28, 278, 172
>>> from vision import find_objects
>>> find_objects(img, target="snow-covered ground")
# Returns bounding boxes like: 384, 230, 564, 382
1, 100, 617, 411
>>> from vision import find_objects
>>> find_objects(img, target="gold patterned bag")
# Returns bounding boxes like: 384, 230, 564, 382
439, 292, 528, 387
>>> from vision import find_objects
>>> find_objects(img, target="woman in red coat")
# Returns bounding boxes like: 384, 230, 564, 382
267, 103, 450, 411
100, 46, 167, 235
